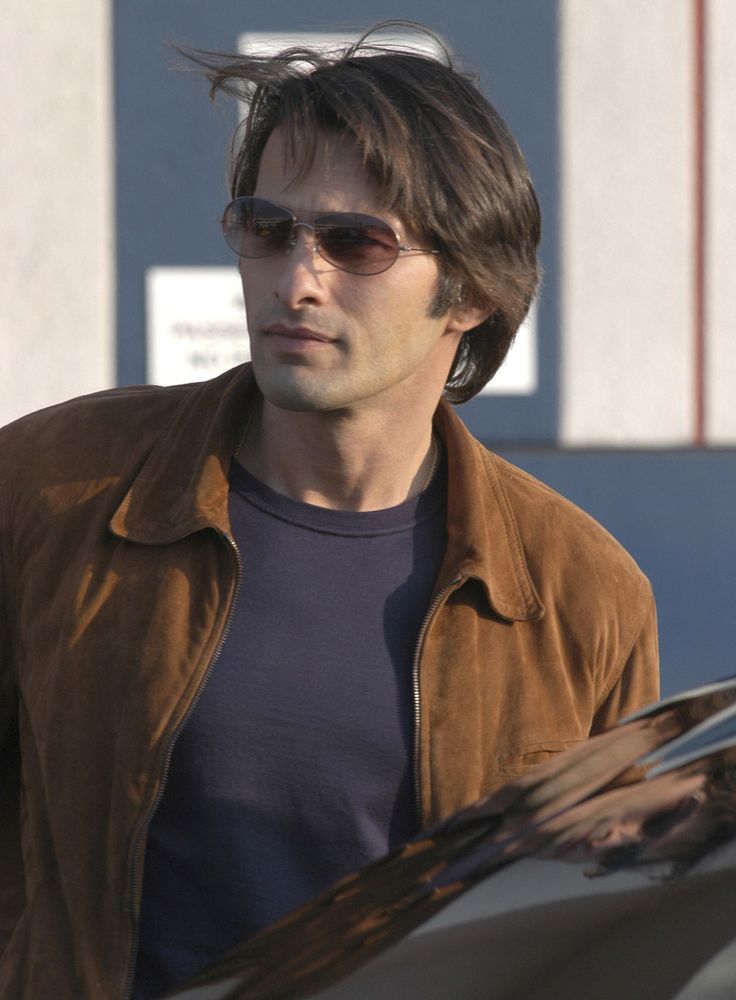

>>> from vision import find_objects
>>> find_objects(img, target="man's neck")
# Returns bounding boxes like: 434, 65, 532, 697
236, 399, 440, 512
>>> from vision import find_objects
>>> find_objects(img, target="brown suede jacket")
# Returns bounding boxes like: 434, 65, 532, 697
0, 364, 659, 998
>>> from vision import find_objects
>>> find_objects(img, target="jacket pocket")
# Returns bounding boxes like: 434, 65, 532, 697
495, 738, 585, 777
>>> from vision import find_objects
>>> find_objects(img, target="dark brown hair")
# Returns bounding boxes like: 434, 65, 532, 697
186, 22, 541, 403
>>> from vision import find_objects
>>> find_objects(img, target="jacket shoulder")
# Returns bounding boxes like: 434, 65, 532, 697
1, 383, 190, 451
482, 447, 650, 594
0, 383, 196, 514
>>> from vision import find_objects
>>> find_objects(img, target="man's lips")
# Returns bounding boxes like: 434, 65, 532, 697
263, 323, 334, 343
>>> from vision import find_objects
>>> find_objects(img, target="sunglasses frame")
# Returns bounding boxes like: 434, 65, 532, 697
221, 196, 439, 276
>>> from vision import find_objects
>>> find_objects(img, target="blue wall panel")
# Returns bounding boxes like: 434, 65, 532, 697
113, 0, 560, 439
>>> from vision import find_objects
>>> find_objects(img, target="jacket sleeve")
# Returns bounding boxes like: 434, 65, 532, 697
591, 577, 660, 734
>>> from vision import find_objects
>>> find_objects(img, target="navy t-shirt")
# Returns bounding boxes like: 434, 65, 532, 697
133, 458, 447, 998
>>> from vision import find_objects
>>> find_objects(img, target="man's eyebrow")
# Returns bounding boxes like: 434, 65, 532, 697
277, 202, 397, 224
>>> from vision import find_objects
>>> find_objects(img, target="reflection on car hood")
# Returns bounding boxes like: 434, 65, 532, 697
169, 676, 736, 1000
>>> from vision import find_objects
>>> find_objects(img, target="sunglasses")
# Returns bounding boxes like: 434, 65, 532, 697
221, 197, 439, 276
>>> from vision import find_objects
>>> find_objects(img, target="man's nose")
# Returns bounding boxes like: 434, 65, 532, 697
274, 229, 329, 307
288, 221, 321, 256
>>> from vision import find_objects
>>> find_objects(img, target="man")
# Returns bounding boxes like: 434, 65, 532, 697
0, 24, 658, 999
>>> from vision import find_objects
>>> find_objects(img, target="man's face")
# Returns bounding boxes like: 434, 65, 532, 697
239, 128, 470, 416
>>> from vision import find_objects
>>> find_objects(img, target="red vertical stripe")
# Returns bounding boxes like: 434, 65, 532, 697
693, 0, 707, 446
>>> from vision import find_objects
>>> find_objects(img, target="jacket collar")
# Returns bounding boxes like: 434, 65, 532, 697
435, 401, 544, 623
110, 365, 543, 622
109, 365, 257, 544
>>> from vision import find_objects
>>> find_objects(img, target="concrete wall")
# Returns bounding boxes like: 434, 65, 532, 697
0, 0, 115, 427
560, 0, 694, 445
708, 0, 736, 443
560, 0, 736, 446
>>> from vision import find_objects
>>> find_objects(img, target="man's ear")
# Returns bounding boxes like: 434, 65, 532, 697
445, 302, 493, 337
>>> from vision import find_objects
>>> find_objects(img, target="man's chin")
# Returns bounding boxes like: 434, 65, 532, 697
252, 369, 344, 413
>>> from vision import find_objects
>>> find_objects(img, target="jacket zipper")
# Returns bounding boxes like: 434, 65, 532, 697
121, 531, 243, 1000
411, 575, 464, 829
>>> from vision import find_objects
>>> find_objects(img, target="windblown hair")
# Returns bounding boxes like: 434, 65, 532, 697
185, 22, 541, 403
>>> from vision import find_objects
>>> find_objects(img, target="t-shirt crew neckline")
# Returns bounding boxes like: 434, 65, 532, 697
229, 454, 447, 538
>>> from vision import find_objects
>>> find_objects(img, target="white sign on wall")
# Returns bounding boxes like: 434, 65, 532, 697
146, 267, 248, 386
480, 299, 538, 395
238, 30, 447, 63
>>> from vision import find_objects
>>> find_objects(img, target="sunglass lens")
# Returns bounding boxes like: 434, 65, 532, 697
318, 215, 399, 274
222, 198, 293, 258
